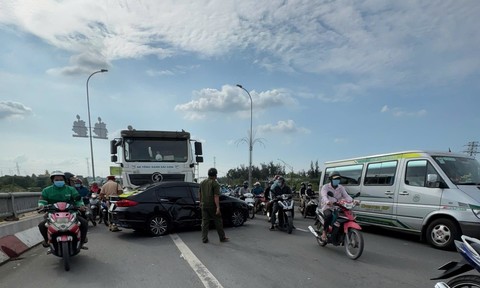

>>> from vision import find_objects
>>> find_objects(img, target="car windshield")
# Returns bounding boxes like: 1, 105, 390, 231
124, 138, 188, 162
433, 156, 480, 185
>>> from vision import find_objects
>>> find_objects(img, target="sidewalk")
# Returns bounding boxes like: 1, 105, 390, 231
0, 211, 43, 265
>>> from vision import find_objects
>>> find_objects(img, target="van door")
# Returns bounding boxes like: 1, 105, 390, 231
395, 159, 442, 232
357, 160, 399, 226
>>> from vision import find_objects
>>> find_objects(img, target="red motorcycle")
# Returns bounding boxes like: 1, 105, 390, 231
38, 202, 83, 271
308, 192, 364, 260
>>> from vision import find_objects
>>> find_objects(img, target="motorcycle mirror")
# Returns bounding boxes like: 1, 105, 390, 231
353, 192, 361, 198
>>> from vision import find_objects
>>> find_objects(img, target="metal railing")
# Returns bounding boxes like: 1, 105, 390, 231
0, 192, 41, 219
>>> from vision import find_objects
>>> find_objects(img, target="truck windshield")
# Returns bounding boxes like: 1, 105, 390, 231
433, 156, 480, 185
124, 138, 188, 162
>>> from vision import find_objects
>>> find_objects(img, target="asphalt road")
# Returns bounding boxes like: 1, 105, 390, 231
0, 213, 456, 288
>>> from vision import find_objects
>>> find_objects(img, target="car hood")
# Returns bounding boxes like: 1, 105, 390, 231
456, 185, 480, 203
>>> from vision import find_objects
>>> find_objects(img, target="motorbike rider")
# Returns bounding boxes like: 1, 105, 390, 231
89, 182, 101, 194
237, 181, 249, 199
100, 175, 123, 232
306, 183, 315, 197
269, 176, 293, 230
320, 171, 353, 241
251, 181, 263, 211
74, 178, 90, 205
37, 170, 89, 249
299, 182, 307, 211
263, 180, 274, 216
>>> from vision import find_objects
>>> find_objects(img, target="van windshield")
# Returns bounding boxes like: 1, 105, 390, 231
433, 156, 480, 185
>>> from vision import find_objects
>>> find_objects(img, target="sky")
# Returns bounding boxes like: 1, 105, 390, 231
0, 0, 479, 179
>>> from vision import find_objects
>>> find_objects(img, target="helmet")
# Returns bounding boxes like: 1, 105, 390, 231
278, 176, 285, 182
50, 170, 65, 181
329, 171, 341, 180
254, 181, 260, 186
64, 172, 75, 182
207, 168, 218, 177
300, 182, 306, 187
75, 178, 83, 184
243, 181, 248, 186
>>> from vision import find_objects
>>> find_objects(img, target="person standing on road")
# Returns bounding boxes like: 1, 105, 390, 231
100, 176, 123, 232
199, 168, 229, 244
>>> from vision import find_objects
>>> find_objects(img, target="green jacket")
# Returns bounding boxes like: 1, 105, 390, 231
199, 178, 220, 208
38, 185, 84, 207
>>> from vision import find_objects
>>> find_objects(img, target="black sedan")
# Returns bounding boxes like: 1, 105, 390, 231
111, 181, 249, 236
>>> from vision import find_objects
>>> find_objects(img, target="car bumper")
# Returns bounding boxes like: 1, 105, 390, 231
459, 221, 480, 238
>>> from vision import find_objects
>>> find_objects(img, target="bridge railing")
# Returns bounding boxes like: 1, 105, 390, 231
0, 192, 41, 220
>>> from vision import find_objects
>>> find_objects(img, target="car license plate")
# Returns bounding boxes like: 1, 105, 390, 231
109, 203, 115, 212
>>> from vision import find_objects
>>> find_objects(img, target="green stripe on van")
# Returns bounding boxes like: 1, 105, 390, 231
356, 216, 411, 229
354, 152, 422, 164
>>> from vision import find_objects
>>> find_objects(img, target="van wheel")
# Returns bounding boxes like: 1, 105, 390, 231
426, 218, 458, 250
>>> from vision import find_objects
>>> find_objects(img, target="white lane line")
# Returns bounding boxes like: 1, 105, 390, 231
170, 233, 224, 288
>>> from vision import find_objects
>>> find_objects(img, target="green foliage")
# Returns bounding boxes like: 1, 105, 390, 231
0, 174, 50, 192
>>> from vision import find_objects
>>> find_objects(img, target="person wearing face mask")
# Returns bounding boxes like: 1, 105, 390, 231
74, 178, 90, 205
37, 170, 89, 249
319, 171, 352, 241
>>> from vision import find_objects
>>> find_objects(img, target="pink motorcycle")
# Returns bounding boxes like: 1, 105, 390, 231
308, 192, 364, 260
38, 202, 83, 271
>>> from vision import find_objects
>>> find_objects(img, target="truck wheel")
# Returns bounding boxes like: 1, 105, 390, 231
426, 218, 458, 250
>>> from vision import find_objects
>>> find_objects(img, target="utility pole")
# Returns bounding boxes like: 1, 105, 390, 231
464, 141, 479, 158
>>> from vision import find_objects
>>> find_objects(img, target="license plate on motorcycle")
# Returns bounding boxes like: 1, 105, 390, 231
109, 203, 115, 212
56, 217, 69, 224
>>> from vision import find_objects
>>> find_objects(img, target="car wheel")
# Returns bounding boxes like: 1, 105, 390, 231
148, 215, 170, 236
230, 209, 245, 227
426, 218, 459, 250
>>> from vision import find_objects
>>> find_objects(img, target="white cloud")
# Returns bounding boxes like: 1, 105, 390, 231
381, 105, 427, 117
0, 0, 477, 86
257, 120, 310, 134
174, 85, 296, 119
0, 101, 33, 120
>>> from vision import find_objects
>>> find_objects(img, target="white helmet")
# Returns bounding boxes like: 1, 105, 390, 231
50, 170, 66, 181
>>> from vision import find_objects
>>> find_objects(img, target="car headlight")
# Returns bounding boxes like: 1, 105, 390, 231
470, 204, 480, 219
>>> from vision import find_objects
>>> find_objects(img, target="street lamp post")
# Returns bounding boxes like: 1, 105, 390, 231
236, 84, 253, 189
278, 158, 294, 184
86, 69, 108, 180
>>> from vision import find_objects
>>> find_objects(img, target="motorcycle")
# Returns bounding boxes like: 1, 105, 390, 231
37, 202, 84, 271
308, 191, 364, 260
302, 195, 318, 218
431, 235, 480, 288
255, 193, 269, 215
273, 193, 295, 234
242, 192, 256, 219
88, 193, 101, 226
101, 199, 109, 226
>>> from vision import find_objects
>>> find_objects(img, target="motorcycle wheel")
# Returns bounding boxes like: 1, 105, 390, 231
344, 228, 364, 260
446, 275, 480, 288
248, 206, 255, 219
61, 242, 70, 271
315, 222, 327, 247
287, 216, 293, 234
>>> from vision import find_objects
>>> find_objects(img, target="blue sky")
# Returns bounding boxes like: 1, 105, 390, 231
0, 0, 479, 179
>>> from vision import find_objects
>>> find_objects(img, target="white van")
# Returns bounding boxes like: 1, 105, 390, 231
320, 151, 480, 250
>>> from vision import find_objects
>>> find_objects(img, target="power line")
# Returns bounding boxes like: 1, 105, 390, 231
463, 141, 479, 157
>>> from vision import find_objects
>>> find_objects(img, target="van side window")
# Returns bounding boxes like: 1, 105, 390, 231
324, 164, 363, 186
405, 160, 438, 187
364, 161, 397, 186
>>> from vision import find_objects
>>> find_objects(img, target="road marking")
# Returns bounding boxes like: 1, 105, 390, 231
170, 233, 224, 288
